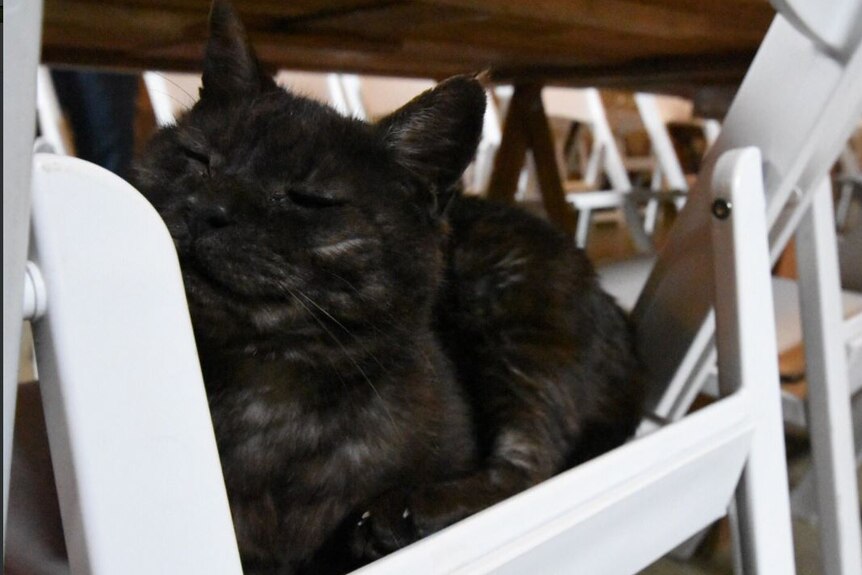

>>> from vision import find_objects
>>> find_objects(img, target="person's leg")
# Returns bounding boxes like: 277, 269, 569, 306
51, 70, 139, 178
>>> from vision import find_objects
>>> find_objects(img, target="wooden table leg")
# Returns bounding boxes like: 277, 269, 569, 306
487, 86, 530, 205
486, 83, 576, 235
521, 84, 577, 234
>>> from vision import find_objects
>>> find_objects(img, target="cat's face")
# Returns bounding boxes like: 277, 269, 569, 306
134, 0, 485, 359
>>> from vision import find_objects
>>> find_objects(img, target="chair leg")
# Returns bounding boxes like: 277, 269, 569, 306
834, 180, 855, 233
790, 391, 862, 523
795, 178, 862, 575
575, 207, 592, 248
710, 148, 796, 573
4, 0, 44, 542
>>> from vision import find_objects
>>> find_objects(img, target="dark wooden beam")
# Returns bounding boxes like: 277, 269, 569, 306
487, 84, 576, 234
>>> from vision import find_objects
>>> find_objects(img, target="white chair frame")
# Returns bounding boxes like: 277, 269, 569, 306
4, 1, 859, 574
633, 3, 862, 573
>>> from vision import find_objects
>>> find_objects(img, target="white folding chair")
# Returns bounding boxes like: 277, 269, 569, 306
20, 145, 797, 575
632, 93, 697, 233
11, 34, 797, 575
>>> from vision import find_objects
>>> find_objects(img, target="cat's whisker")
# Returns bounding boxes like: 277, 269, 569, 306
322, 270, 406, 335
293, 287, 398, 378
284, 288, 399, 429
295, 291, 356, 338
150, 71, 197, 112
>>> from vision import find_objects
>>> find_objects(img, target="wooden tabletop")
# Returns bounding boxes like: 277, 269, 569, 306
41, 0, 775, 94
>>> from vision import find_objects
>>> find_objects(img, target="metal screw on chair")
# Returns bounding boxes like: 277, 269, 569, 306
712, 198, 732, 219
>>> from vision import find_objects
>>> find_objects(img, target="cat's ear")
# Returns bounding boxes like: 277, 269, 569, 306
377, 75, 487, 201
200, 0, 275, 101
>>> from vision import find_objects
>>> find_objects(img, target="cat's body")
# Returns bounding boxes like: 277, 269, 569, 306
134, 2, 643, 573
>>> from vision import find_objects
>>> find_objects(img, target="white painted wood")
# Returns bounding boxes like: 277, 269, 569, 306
795, 178, 862, 575
355, 395, 752, 575
3, 0, 44, 548
35, 66, 71, 156
543, 87, 654, 252
709, 147, 796, 573
634, 93, 689, 195
28, 154, 242, 574
770, 0, 862, 54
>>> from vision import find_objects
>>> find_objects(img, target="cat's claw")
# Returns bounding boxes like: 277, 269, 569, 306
350, 495, 420, 561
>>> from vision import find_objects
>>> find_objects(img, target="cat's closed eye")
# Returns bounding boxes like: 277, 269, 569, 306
273, 188, 349, 209
182, 147, 211, 176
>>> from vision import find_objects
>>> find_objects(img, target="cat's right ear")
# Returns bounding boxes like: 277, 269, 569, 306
200, 0, 274, 101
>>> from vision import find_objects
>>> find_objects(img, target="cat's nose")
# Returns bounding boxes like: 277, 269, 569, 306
185, 194, 234, 235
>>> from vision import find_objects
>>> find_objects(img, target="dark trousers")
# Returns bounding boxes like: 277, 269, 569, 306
51, 70, 139, 179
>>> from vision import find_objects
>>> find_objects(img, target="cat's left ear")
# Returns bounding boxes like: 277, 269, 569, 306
377, 75, 486, 205
201, 0, 275, 101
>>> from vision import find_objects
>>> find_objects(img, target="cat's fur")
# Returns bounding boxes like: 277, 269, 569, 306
133, 2, 644, 572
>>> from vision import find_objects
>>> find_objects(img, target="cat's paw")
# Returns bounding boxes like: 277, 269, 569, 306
349, 490, 421, 561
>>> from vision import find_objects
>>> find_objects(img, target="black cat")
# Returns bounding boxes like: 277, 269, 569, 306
133, 2, 644, 573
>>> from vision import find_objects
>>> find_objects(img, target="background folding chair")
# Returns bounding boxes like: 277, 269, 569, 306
836, 130, 862, 233
537, 87, 654, 251
632, 93, 707, 234
144, 70, 351, 127
340, 74, 436, 121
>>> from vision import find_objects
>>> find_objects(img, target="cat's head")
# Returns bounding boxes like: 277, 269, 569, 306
134, 0, 486, 361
